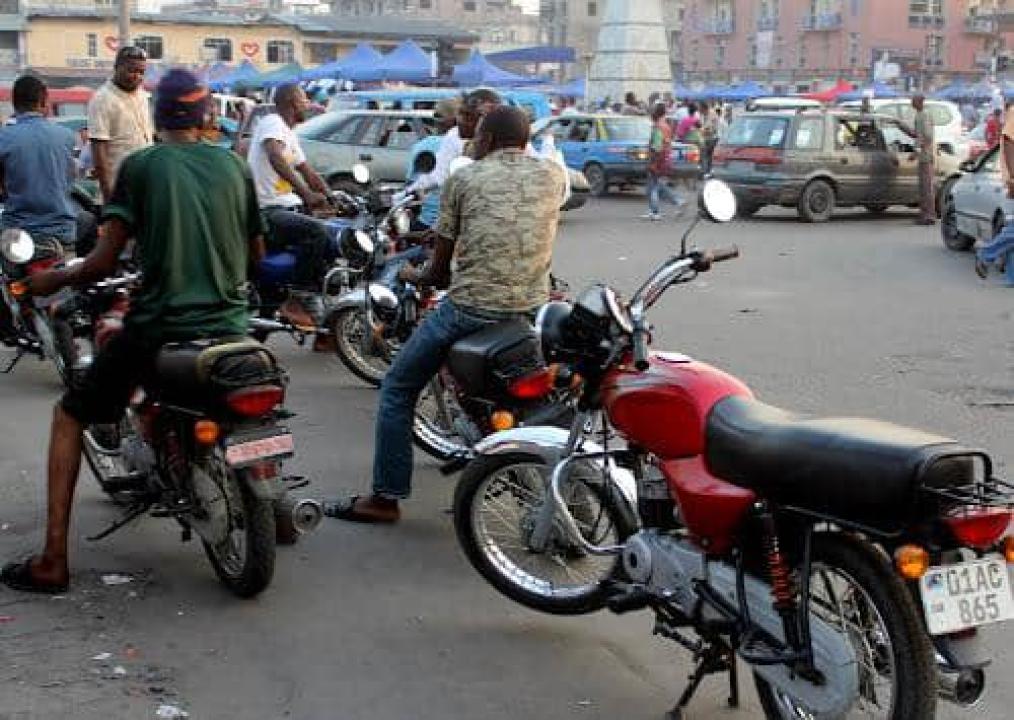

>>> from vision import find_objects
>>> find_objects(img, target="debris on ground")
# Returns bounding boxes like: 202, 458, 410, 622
101, 573, 133, 586
91, 652, 112, 661
155, 703, 189, 718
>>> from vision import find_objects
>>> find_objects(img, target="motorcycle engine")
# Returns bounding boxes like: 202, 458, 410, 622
623, 530, 720, 622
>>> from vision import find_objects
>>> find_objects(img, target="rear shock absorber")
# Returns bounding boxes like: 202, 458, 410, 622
756, 503, 802, 650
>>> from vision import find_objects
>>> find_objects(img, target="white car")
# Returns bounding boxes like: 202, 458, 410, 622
839, 98, 968, 161
940, 145, 1014, 251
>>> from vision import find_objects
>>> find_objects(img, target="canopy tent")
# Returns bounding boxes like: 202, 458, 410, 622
349, 40, 432, 83
301, 42, 382, 82
452, 50, 545, 87
202, 62, 233, 84
252, 62, 304, 88
802, 79, 855, 103
485, 46, 575, 64
672, 84, 696, 99
537, 77, 585, 98
209, 60, 260, 91
837, 81, 899, 102
717, 81, 768, 101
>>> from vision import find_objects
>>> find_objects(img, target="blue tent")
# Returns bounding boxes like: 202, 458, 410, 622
720, 81, 768, 101
932, 80, 970, 101
452, 50, 544, 87
838, 81, 900, 102
672, 84, 696, 99
248, 62, 304, 89
485, 46, 575, 64
350, 40, 432, 83
302, 43, 381, 82
210, 60, 260, 91
538, 77, 585, 98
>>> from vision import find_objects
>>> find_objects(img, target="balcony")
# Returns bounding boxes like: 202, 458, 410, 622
909, 14, 944, 29
965, 15, 997, 34
757, 14, 779, 31
801, 12, 842, 31
699, 17, 735, 34
924, 56, 945, 68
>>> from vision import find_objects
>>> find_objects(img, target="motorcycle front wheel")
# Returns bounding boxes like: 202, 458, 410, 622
754, 533, 935, 720
331, 306, 392, 387
453, 452, 637, 615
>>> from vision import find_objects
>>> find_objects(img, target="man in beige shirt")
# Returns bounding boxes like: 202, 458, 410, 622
88, 46, 154, 200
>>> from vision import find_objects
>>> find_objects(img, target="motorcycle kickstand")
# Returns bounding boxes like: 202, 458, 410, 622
666, 641, 737, 720
86, 502, 151, 541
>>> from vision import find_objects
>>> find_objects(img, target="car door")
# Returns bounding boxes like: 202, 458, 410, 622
373, 115, 428, 182
967, 149, 1003, 239
548, 119, 580, 168
350, 115, 386, 179
876, 118, 919, 203
831, 117, 874, 204
300, 114, 364, 179
565, 118, 597, 168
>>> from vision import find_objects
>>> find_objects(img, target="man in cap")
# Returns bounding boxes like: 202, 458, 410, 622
1, 69, 264, 593
406, 96, 460, 229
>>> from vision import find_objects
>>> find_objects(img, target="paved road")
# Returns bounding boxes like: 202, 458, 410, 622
0, 197, 1011, 719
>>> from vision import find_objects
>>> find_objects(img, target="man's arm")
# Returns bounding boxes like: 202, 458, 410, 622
27, 217, 129, 297
412, 131, 458, 193
296, 162, 327, 194
264, 139, 324, 207
91, 140, 113, 200
401, 234, 453, 289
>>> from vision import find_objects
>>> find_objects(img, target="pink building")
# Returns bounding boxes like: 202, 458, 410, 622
678, 0, 1014, 90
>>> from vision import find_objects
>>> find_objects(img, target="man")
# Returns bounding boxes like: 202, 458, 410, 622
406, 97, 460, 229
324, 106, 566, 523
986, 107, 1003, 148
248, 83, 331, 330
622, 91, 642, 116
912, 94, 936, 226
975, 103, 1014, 286
88, 46, 154, 202
643, 102, 685, 222
0, 69, 264, 593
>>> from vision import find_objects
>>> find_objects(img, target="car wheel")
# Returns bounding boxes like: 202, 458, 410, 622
583, 163, 608, 197
797, 179, 836, 223
940, 197, 975, 252
936, 176, 958, 218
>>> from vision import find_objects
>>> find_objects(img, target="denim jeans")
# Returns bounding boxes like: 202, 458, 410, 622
647, 173, 685, 215
376, 245, 429, 291
372, 299, 503, 499
264, 208, 333, 289
978, 218, 1014, 285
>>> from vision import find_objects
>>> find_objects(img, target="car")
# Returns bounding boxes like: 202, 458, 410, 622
531, 114, 700, 197
838, 98, 968, 160
327, 89, 553, 122
940, 145, 1012, 252
232, 103, 325, 158
712, 109, 957, 222
746, 96, 823, 113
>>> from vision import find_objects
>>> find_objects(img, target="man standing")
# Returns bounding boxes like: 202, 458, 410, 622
912, 94, 936, 226
986, 107, 1002, 148
88, 46, 153, 202
975, 103, 1014, 286
643, 102, 685, 221
0, 69, 264, 593
247, 83, 331, 330
324, 106, 566, 523
406, 97, 460, 230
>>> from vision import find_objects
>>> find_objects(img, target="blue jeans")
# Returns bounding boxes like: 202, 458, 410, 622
372, 299, 502, 499
978, 219, 1014, 285
647, 173, 685, 215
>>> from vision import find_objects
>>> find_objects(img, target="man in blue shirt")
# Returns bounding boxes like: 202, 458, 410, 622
0, 75, 77, 250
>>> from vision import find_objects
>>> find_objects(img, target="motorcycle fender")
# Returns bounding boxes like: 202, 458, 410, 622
473, 426, 638, 511
934, 631, 991, 671
242, 471, 286, 501
332, 287, 369, 312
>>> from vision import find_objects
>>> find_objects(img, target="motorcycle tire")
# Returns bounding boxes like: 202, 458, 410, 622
203, 469, 276, 599
332, 306, 391, 388
453, 452, 637, 616
754, 532, 935, 720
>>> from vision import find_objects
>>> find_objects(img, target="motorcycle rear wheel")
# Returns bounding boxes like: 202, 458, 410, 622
413, 378, 472, 460
332, 306, 392, 387
453, 452, 636, 615
82, 419, 144, 506
754, 533, 935, 720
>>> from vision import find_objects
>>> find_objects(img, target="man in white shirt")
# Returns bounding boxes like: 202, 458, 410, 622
87, 46, 154, 201
248, 83, 332, 330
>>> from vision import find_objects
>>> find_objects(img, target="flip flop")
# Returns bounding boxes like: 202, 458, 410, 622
1, 559, 69, 595
975, 258, 989, 279
322, 495, 399, 524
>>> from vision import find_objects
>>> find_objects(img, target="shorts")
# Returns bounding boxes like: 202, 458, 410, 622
60, 330, 159, 425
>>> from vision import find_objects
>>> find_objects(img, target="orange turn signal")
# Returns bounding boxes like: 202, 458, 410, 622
193, 420, 220, 446
1003, 536, 1014, 564
490, 411, 515, 432
894, 544, 930, 580
9, 281, 27, 298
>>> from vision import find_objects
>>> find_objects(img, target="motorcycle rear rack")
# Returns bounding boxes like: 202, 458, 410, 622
918, 450, 1014, 510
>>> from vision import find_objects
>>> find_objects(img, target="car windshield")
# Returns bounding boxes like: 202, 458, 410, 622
724, 116, 790, 147
602, 118, 651, 141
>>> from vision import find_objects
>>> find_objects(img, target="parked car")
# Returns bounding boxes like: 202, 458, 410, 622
712, 109, 957, 221
530, 114, 700, 196
326, 89, 553, 122
232, 103, 325, 158
940, 144, 1012, 251
838, 97, 968, 160
746, 96, 823, 113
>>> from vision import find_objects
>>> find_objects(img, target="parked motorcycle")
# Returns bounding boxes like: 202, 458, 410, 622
453, 179, 1013, 719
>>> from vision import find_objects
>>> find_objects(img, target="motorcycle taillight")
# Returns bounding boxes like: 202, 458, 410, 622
507, 366, 557, 400
943, 507, 1013, 550
226, 385, 285, 417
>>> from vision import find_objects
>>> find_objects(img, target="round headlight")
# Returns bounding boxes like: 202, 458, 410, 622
392, 209, 412, 237
0, 229, 34, 264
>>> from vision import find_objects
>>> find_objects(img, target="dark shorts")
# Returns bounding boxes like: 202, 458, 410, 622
60, 330, 159, 425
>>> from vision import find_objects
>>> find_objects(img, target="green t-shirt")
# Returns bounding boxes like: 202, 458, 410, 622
104, 142, 264, 343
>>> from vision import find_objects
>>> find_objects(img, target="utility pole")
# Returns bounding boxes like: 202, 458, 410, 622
118, 0, 130, 50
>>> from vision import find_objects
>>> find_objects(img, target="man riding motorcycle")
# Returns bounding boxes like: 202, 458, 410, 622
324, 105, 566, 524
248, 83, 332, 331
0, 69, 265, 594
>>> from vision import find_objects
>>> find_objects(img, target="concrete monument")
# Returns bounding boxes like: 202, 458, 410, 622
586, 0, 673, 105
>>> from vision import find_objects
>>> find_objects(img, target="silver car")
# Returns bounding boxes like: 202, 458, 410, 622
941, 146, 1013, 252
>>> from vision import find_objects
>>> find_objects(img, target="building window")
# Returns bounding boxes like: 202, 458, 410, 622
267, 40, 294, 64
135, 35, 163, 61
464, 0, 476, 10
847, 32, 859, 66
587, 1, 596, 16
87, 33, 97, 58
420, 0, 431, 7
926, 33, 944, 65
203, 38, 233, 62
715, 43, 725, 67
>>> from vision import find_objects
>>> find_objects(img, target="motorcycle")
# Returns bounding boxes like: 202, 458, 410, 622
452, 179, 1013, 719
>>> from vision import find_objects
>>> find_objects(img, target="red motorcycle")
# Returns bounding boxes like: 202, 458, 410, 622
452, 181, 1014, 719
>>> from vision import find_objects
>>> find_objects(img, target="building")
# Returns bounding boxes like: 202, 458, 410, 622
679, 0, 1014, 89
331, 0, 541, 51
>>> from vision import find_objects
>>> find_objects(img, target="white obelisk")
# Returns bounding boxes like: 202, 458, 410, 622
587, 0, 673, 104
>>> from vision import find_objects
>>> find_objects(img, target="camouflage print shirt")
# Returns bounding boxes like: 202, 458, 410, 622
436, 148, 566, 314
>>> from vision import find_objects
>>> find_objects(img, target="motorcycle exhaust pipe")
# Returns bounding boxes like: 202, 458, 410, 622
938, 668, 986, 707
291, 499, 323, 534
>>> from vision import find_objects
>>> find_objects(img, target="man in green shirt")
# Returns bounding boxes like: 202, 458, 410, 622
1, 70, 264, 593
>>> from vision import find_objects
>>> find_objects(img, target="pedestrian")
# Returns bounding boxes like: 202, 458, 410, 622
406, 96, 460, 230
622, 91, 642, 115
986, 107, 1002, 148
643, 102, 686, 221
677, 103, 701, 143
912, 94, 936, 226
0, 69, 264, 593
323, 106, 566, 524
975, 103, 1014, 286
560, 96, 579, 116
87, 46, 153, 202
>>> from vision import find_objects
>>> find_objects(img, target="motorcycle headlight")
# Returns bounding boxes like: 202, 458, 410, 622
0, 229, 35, 264
391, 209, 412, 237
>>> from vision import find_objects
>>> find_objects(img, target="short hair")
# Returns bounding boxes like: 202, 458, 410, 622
274, 83, 303, 109
12, 75, 46, 113
650, 102, 666, 120
479, 105, 529, 150
466, 88, 501, 110
115, 45, 147, 67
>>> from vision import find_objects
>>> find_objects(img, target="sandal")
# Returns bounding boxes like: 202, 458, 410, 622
975, 258, 989, 279
1, 558, 69, 595
323, 495, 400, 524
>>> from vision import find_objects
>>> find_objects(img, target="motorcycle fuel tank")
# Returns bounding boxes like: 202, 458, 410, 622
601, 352, 753, 459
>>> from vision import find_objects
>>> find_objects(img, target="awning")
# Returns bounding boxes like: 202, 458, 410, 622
452, 50, 546, 88
301, 42, 382, 82
485, 46, 575, 64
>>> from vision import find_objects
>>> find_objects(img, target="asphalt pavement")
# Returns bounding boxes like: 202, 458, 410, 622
0, 197, 1011, 719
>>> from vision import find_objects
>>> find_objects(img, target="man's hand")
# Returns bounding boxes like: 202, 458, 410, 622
300, 190, 328, 210
398, 263, 420, 284
25, 268, 66, 298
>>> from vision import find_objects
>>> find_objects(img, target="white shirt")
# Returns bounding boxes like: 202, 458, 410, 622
410, 126, 464, 194
248, 113, 306, 208
87, 80, 153, 197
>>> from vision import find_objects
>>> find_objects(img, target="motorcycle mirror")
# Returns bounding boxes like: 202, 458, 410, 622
698, 179, 738, 223
449, 156, 474, 176
0, 229, 35, 264
351, 163, 370, 185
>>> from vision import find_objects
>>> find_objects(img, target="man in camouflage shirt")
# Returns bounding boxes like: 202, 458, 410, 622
326, 106, 566, 523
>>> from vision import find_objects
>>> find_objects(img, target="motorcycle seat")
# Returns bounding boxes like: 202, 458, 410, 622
704, 396, 974, 530
153, 338, 280, 403
447, 320, 541, 398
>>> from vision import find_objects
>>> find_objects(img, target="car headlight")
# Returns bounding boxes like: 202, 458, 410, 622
0, 229, 34, 264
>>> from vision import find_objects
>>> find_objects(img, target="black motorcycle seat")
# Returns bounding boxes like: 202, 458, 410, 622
153, 337, 279, 402
705, 396, 974, 529
447, 320, 540, 397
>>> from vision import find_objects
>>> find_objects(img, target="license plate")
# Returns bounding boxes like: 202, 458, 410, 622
225, 432, 294, 467
919, 557, 1014, 635
728, 160, 754, 174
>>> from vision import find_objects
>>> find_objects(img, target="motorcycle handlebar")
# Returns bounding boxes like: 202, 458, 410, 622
632, 323, 650, 371
691, 246, 740, 273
